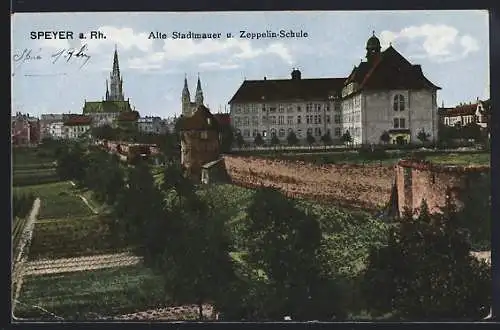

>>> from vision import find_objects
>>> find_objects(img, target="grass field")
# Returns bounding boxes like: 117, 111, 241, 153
267, 150, 490, 166
15, 265, 168, 320
29, 215, 130, 260
15, 181, 92, 219
199, 184, 389, 279
13, 147, 60, 186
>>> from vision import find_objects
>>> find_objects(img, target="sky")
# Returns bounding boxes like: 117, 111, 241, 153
11, 11, 489, 118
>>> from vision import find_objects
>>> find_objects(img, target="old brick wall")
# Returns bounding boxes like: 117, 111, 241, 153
223, 155, 394, 210
395, 160, 490, 215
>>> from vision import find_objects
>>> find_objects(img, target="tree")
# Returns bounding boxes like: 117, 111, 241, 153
417, 129, 430, 143
380, 131, 391, 144
244, 187, 340, 320
286, 131, 299, 146
219, 124, 234, 153
270, 134, 280, 148
235, 132, 245, 149
306, 132, 316, 147
143, 165, 236, 320
55, 142, 87, 183
254, 133, 264, 147
362, 200, 491, 320
320, 131, 333, 148
340, 131, 352, 145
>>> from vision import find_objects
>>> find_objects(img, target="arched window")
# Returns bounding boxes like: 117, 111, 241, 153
393, 94, 405, 111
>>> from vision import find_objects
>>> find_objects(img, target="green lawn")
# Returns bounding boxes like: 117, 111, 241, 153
13, 147, 59, 186
425, 152, 490, 166
15, 265, 168, 320
15, 181, 92, 219
29, 215, 130, 260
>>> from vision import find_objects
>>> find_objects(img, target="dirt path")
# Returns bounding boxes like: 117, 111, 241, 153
78, 195, 98, 214
24, 252, 142, 276
113, 304, 215, 321
13, 198, 41, 312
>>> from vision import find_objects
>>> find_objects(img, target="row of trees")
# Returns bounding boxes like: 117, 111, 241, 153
13, 192, 36, 219
54, 143, 491, 320
235, 130, 352, 149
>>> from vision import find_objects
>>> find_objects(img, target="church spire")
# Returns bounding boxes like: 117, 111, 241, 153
106, 45, 125, 101
105, 79, 109, 100
195, 73, 204, 106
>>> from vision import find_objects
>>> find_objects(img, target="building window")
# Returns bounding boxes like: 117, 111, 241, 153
262, 104, 266, 112
297, 115, 302, 124
297, 129, 303, 137
278, 104, 285, 113
269, 107, 277, 113
244, 105, 250, 113
270, 128, 277, 137
326, 115, 331, 124
200, 131, 208, 139
326, 103, 331, 112
393, 94, 405, 111
314, 104, 322, 112
278, 116, 284, 125
243, 129, 250, 137
335, 102, 341, 111
307, 128, 313, 135
252, 129, 259, 137
393, 117, 406, 129
252, 104, 258, 113
279, 128, 286, 137
334, 127, 341, 137
262, 130, 267, 137
306, 115, 312, 124
334, 114, 341, 124
252, 116, 259, 125
287, 116, 294, 125
297, 105, 302, 112
243, 117, 250, 126
314, 127, 322, 136
306, 103, 313, 112
271, 116, 277, 125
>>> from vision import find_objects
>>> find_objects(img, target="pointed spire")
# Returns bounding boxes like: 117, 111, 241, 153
112, 45, 120, 76
372, 30, 375, 36
195, 74, 204, 106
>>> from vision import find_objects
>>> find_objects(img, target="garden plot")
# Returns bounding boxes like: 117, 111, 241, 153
29, 215, 130, 260
17, 181, 93, 219
15, 265, 169, 320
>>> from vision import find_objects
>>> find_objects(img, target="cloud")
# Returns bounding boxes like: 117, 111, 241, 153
379, 24, 480, 62
83, 26, 154, 52
198, 61, 240, 70
128, 37, 293, 70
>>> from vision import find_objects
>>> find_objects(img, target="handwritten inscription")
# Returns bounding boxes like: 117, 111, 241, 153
51, 44, 91, 68
12, 44, 92, 74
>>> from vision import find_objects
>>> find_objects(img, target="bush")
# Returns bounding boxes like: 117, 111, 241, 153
357, 146, 389, 160
13, 192, 35, 218
362, 201, 491, 320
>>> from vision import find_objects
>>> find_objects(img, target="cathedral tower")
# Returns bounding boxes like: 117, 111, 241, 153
182, 75, 191, 116
195, 74, 204, 106
366, 31, 381, 63
106, 45, 125, 101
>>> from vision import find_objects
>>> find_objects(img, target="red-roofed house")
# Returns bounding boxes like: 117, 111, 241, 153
63, 115, 92, 139
439, 99, 490, 130
228, 32, 441, 145
11, 112, 40, 146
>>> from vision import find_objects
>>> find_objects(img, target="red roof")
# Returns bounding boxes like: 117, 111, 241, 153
179, 105, 219, 131
440, 103, 478, 117
64, 115, 92, 126
118, 110, 140, 121
346, 46, 441, 92
213, 113, 231, 126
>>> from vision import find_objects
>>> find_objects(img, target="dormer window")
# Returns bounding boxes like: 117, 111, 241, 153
201, 131, 208, 139
207, 118, 211, 125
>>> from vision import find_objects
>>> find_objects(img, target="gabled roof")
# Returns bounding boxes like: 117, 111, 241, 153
83, 100, 132, 114
213, 113, 231, 126
64, 115, 92, 126
345, 46, 441, 92
228, 78, 346, 104
179, 105, 219, 131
